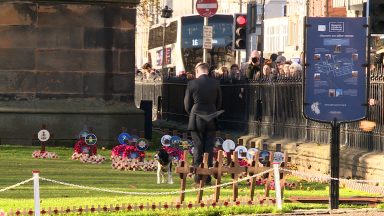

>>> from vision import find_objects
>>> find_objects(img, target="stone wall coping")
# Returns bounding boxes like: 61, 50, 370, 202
0, 100, 143, 115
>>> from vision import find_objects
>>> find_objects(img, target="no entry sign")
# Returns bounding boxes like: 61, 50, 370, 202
196, 0, 218, 18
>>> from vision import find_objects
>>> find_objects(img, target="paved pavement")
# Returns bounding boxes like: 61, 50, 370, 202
243, 208, 384, 215
290, 209, 384, 215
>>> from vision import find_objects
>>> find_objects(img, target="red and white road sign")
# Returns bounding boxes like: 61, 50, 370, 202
196, 0, 218, 18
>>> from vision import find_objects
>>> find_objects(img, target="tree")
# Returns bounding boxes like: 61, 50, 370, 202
137, 0, 161, 26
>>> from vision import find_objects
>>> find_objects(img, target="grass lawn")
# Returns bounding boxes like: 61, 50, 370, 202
0, 144, 380, 215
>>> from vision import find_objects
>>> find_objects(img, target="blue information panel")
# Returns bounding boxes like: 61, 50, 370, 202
304, 17, 368, 122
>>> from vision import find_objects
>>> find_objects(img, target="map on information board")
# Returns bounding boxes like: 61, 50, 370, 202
304, 17, 368, 122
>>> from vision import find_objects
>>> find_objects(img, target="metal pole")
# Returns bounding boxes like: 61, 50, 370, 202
192, 0, 194, 14
162, 18, 166, 75
366, 0, 370, 26
33, 170, 40, 216
203, 17, 208, 63
260, 0, 265, 62
330, 119, 340, 209
237, 0, 243, 65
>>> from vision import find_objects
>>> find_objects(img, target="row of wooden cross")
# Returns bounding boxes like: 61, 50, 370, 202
175, 149, 288, 204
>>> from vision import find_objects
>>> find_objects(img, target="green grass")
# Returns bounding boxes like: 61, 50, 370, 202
0, 145, 380, 215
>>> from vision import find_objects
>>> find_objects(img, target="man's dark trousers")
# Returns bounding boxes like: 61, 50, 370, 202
191, 116, 216, 169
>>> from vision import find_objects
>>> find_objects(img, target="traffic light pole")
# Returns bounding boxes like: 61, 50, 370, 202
203, 17, 208, 63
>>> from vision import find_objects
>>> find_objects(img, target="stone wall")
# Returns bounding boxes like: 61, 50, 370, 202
239, 136, 384, 184
0, 0, 143, 146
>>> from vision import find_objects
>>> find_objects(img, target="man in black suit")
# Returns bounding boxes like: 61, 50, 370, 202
184, 62, 223, 184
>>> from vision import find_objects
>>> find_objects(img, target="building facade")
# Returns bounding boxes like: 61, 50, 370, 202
333, 0, 365, 17
135, 0, 287, 68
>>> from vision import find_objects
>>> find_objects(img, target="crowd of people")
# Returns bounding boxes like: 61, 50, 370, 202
136, 50, 303, 82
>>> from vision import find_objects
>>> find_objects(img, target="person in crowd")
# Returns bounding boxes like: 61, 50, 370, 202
219, 66, 229, 79
230, 64, 244, 80
179, 71, 187, 80
208, 65, 216, 78
270, 53, 278, 62
255, 60, 273, 81
184, 62, 223, 185
283, 61, 292, 77
141, 63, 152, 80
289, 62, 303, 78
247, 50, 261, 80
263, 61, 272, 79
275, 55, 286, 77
214, 69, 223, 79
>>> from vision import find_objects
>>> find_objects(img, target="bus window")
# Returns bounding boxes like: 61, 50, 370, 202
148, 21, 177, 50
181, 15, 235, 74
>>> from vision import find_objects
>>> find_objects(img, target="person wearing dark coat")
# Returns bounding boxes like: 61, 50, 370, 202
184, 62, 223, 184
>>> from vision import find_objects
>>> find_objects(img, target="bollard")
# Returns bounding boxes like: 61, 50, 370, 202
272, 163, 282, 210
33, 171, 40, 216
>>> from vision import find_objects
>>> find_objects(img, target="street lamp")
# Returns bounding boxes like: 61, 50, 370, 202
161, 5, 173, 77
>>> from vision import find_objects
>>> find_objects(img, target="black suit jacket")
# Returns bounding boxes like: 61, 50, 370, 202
184, 75, 223, 131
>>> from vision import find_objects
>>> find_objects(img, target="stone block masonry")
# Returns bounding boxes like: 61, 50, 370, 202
0, 0, 143, 146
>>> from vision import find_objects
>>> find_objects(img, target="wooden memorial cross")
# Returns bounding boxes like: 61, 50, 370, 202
209, 150, 228, 202
247, 153, 263, 201
33, 124, 53, 152
163, 128, 170, 135
216, 131, 221, 138
195, 153, 211, 203
172, 130, 178, 136
175, 150, 193, 203
227, 151, 246, 201
139, 131, 145, 138
41, 124, 48, 152
264, 152, 274, 198
272, 144, 288, 198
182, 132, 188, 140
131, 128, 138, 136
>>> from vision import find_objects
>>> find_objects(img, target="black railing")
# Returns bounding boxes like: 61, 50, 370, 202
135, 66, 384, 152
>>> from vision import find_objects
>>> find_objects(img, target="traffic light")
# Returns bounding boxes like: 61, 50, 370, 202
369, 1, 384, 34
233, 13, 247, 50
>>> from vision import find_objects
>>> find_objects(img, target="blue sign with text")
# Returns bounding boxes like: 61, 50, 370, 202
304, 17, 368, 122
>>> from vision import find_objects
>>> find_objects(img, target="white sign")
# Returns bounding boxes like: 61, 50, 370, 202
38, 130, 50, 142
246, 148, 258, 160
203, 26, 213, 49
222, 139, 236, 153
273, 152, 284, 164
234, 146, 248, 159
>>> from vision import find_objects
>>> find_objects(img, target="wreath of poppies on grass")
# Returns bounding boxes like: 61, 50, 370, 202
111, 145, 145, 159
162, 146, 184, 162
73, 139, 97, 155
71, 139, 105, 164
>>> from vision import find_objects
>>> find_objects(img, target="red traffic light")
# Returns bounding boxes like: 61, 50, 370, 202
236, 15, 247, 26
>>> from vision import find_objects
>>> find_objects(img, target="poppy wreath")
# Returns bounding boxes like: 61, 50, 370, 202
73, 139, 97, 155
238, 159, 249, 167
222, 153, 249, 167
111, 145, 145, 160
162, 146, 184, 161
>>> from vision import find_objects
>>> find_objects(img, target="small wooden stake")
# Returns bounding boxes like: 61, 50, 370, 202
175, 150, 193, 203
227, 151, 246, 201
196, 153, 210, 203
